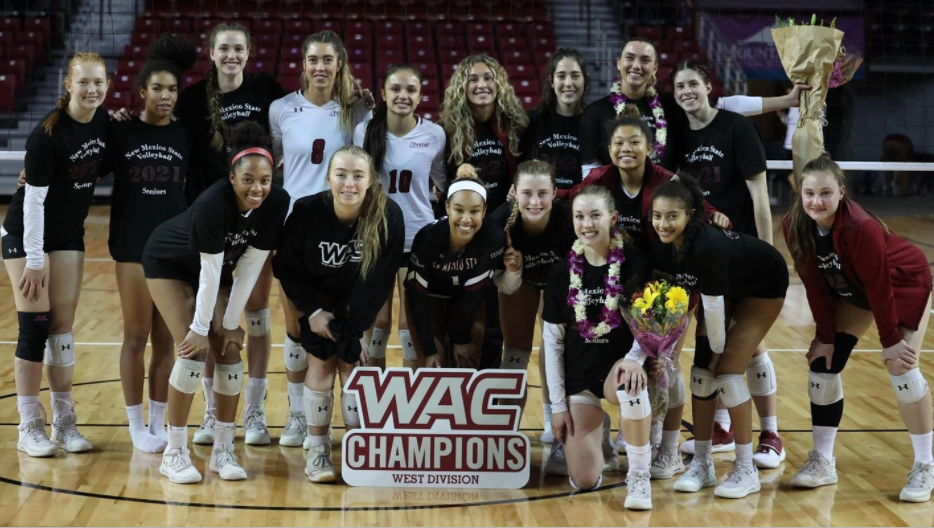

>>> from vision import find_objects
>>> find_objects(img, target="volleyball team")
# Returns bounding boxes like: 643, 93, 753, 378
2, 22, 932, 510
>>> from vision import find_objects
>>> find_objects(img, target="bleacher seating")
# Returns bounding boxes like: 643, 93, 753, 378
0, 13, 52, 111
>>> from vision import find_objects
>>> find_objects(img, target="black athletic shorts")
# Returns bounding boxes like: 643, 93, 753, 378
2, 235, 85, 260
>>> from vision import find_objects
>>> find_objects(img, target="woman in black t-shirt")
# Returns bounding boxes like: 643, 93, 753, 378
142, 122, 288, 485
107, 35, 197, 454
1, 52, 110, 458
541, 185, 652, 509
650, 176, 787, 500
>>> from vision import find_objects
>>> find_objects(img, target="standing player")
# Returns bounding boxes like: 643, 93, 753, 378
273, 146, 404, 483
269, 29, 373, 448
354, 63, 446, 370
542, 185, 652, 508
521, 49, 590, 191
142, 122, 288, 483
649, 176, 787, 499
2, 52, 109, 457
107, 35, 197, 452
784, 156, 934, 502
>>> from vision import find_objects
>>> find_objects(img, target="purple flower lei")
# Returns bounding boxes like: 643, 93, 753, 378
608, 78, 667, 161
566, 230, 627, 340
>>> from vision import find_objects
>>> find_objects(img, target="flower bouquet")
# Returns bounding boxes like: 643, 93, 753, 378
623, 280, 691, 417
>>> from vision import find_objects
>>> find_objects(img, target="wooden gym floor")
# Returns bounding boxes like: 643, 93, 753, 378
1, 205, 934, 527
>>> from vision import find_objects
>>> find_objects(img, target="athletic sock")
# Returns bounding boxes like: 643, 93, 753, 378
308, 434, 329, 448
214, 420, 236, 448
149, 400, 167, 440
127, 404, 165, 452
736, 442, 754, 468
167, 425, 187, 451
626, 443, 652, 472
202, 378, 215, 412
715, 408, 731, 430
50, 391, 73, 421
661, 429, 680, 455
244, 377, 267, 417
760, 415, 778, 434
542, 403, 552, 428
910, 431, 934, 464
650, 418, 663, 446
694, 440, 712, 462
813, 425, 838, 461
288, 382, 305, 414
17, 395, 40, 424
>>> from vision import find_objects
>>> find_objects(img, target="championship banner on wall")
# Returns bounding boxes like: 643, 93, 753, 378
341, 368, 530, 489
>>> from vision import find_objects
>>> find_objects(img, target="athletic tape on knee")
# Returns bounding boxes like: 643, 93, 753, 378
214, 361, 244, 396
44, 333, 75, 367
304, 387, 333, 427
716, 374, 751, 408
891, 368, 929, 405
399, 329, 418, 361
283, 335, 308, 372
368, 328, 389, 360
245, 308, 270, 337
808, 371, 843, 406
669, 371, 686, 408
502, 347, 531, 369
617, 388, 651, 420
746, 351, 777, 396
342, 393, 360, 428
169, 358, 206, 394
690, 366, 717, 399
15, 312, 50, 363
569, 473, 603, 491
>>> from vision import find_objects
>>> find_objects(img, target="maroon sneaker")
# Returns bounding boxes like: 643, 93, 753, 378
753, 430, 786, 469
679, 422, 736, 455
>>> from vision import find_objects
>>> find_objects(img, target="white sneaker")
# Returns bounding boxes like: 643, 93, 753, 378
715, 462, 760, 499
305, 445, 336, 483
541, 425, 555, 444
900, 462, 934, 502
280, 411, 307, 447
544, 443, 569, 476
243, 408, 271, 446
17, 411, 57, 458
210, 444, 247, 480
193, 409, 216, 445
752, 430, 786, 469
624, 469, 652, 510
160, 447, 202, 484
673, 458, 717, 492
790, 450, 838, 488
602, 412, 618, 471
50, 402, 92, 453
650, 450, 686, 479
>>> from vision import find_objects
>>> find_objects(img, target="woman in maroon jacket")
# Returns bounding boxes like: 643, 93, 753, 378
784, 155, 933, 502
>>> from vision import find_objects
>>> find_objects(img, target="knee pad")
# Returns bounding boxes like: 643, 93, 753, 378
169, 358, 206, 394
617, 388, 651, 420
15, 312, 50, 363
45, 333, 75, 367
342, 393, 361, 428
690, 366, 717, 400
399, 329, 418, 361
214, 361, 244, 396
245, 308, 270, 337
808, 371, 843, 406
304, 387, 333, 427
569, 473, 603, 491
810, 332, 859, 375
368, 327, 389, 360
668, 371, 686, 408
746, 351, 777, 396
693, 336, 713, 369
716, 374, 751, 408
283, 334, 308, 372
502, 348, 531, 369
891, 369, 929, 405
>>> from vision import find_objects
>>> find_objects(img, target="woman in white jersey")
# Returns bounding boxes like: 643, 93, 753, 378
269, 29, 373, 448
353, 63, 447, 370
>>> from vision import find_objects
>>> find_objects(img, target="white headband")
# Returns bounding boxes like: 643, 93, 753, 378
447, 180, 487, 201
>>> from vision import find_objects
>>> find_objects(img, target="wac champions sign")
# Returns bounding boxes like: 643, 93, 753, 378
341, 368, 531, 489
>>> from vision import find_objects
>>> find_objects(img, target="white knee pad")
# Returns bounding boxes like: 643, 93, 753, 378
617, 388, 652, 420
690, 366, 717, 399
283, 336, 308, 372
746, 352, 777, 396
502, 348, 531, 369
368, 328, 389, 360
214, 361, 244, 396
399, 329, 418, 361
716, 374, 751, 408
808, 371, 843, 405
891, 369, 929, 405
342, 393, 361, 428
669, 372, 686, 408
304, 387, 333, 427
169, 358, 206, 394
245, 308, 270, 337
45, 333, 75, 367
569, 473, 603, 491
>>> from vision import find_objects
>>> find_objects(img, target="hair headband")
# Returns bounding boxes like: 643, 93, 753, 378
231, 147, 274, 167
447, 180, 487, 201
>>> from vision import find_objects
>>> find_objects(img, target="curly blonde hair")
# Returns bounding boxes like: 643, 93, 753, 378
441, 54, 528, 166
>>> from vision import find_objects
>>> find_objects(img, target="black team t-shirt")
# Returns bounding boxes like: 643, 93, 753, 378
614, 183, 644, 243
463, 120, 510, 212
522, 109, 583, 191
814, 227, 871, 310
490, 198, 576, 290
107, 118, 192, 262
3, 107, 109, 243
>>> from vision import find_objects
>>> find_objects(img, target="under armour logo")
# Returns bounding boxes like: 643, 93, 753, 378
318, 406, 328, 412
372, 340, 382, 346
692, 377, 701, 384
190, 372, 200, 378
347, 406, 357, 412
756, 373, 767, 379
7, 247, 16, 253
509, 356, 521, 363
289, 353, 300, 359
811, 382, 820, 389
251, 321, 260, 325
899, 384, 909, 391
228, 374, 238, 380
718, 387, 725, 394
629, 399, 640, 406
294, 107, 303, 112
406, 342, 413, 348
62, 344, 70, 350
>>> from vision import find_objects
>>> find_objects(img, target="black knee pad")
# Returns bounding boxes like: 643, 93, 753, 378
809, 332, 858, 375
693, 336, 713, 369
15, 312, 50, 363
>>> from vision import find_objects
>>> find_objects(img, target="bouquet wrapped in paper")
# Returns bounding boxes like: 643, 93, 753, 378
623, 281, 690, 417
